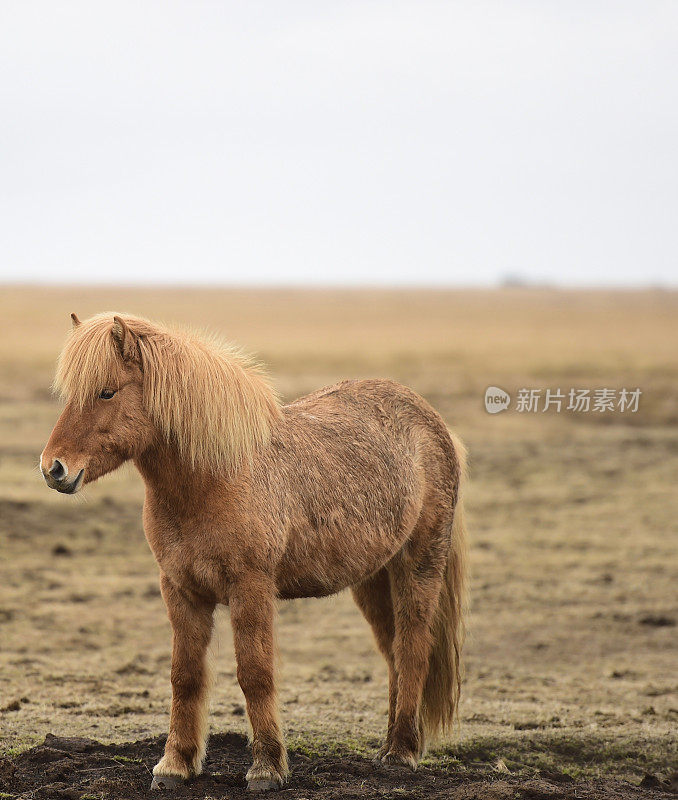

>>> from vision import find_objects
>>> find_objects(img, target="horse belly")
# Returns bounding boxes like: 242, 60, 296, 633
275, 513, 414, 600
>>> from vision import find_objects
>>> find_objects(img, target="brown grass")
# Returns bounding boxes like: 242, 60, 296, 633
0, 286, 676, 786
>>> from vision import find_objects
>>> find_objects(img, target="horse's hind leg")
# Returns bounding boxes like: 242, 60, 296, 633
384, 524, 448, 770
351, 568, 397, 758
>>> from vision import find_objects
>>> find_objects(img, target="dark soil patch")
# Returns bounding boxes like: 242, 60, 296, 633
1, 733, 673, 800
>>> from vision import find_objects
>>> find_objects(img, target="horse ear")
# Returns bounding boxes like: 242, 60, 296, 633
111, 316, 137, 361
70, 313, 81, 328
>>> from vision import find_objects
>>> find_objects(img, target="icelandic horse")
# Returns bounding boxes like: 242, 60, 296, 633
41, 313, 468, 791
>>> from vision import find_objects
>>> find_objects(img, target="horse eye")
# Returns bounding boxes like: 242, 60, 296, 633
99, 389, 116, 400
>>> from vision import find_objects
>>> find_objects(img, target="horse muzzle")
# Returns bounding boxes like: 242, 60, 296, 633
42, 458, 85, 494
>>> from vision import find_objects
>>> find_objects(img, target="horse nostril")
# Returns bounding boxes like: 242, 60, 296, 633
49, 459, 66, 481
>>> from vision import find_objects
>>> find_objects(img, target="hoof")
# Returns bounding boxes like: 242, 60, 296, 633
247, 777, 281, 791
374, 742, 390, 763
381, 750, 418, 772
151, 774, 185, 790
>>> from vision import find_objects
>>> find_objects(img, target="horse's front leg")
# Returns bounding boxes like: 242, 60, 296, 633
152, 573, 215, 790
230, 573, 288, 791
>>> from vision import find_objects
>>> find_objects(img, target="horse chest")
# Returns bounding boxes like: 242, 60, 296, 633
143, 508, 232, 600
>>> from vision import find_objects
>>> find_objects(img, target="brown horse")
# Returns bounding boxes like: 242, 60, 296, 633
41, 312, 468, 792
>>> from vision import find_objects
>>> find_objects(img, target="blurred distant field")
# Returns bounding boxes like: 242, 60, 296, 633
0, 287, 676, 796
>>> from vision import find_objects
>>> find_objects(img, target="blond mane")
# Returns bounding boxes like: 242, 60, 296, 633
54, 313, 282, 474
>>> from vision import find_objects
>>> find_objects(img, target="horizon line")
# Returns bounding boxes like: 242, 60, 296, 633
1, 280, 677, 292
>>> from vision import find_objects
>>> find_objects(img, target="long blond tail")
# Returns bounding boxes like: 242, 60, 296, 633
420, 432, 469, 740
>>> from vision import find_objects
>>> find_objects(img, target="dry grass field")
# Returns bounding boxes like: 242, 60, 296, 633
0, 286, 676, 799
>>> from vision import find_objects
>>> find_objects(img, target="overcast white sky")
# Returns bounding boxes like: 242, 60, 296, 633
1, 1, 676, 286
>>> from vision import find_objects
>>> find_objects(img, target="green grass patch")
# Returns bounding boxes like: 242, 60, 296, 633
0, 742, 34, 759
292, 728, 676, 783
428, 730, 676, 782
111, 754, 143, 764
288, 732, 376, 761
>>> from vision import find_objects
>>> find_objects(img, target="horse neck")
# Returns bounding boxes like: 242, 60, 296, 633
133, 438, 232, 505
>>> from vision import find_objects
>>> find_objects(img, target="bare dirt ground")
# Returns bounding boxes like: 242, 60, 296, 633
1, 287, 676, 799
3, 731, 674, 800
